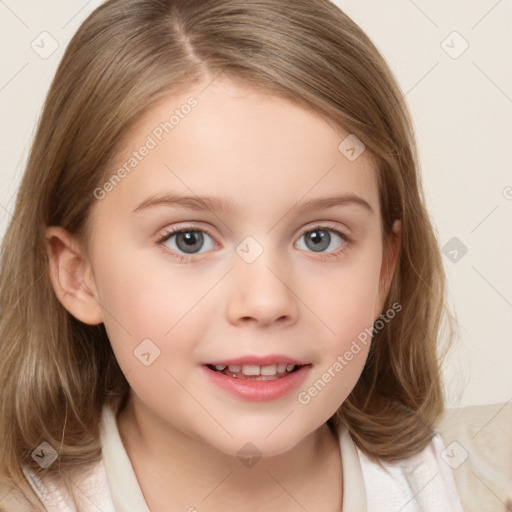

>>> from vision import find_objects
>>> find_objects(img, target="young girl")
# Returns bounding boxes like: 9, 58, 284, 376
1, 1, 510, 511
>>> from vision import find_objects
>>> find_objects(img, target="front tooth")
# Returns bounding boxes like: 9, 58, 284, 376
242, 364, 261, 376
261, 364, 277, 376
228, 364, 242, 372
286, 364, 295, 372
277, 363, 286, 373
215, 364, 227, 371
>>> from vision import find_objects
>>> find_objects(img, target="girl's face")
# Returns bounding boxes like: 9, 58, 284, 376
83, 77, 400, 456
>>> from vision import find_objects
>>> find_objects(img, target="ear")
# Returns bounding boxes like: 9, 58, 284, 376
44, 226, 103, 325
374, 219, 402, 318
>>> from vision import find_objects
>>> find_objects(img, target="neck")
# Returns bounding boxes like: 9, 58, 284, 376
116, 394, 343, 512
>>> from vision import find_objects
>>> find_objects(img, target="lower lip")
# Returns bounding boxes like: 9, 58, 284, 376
201, 365, 311, 401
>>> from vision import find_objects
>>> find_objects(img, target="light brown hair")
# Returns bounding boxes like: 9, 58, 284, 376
0, 0, 453, 509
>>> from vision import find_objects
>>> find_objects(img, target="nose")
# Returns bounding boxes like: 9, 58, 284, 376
225, 253, 299, 328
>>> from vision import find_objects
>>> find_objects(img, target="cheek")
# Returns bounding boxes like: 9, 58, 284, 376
291, 254, 381, 414
302, 250, 382, 338
296, 326, 371, 428
92, 245, 214, 371
93, 239, 180, 326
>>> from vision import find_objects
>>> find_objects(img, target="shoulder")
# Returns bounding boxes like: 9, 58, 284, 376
14, 456, 115, 512
436, 402, 512, 511
355, 429, 463, 511
1, 404, 122, 512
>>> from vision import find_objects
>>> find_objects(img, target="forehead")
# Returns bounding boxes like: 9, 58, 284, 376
92, 77, 380, 223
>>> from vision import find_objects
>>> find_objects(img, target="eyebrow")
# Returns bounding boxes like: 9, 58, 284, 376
132, 192, 374, 216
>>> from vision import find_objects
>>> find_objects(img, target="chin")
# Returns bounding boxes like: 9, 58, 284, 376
199, 421, 316, 460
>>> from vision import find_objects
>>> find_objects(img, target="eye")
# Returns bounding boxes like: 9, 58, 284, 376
157, 224, 350, 262
295, 227, 348, 253
159, 228, 216, 255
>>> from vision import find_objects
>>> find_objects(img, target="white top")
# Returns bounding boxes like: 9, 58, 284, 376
23, 404, 464, 511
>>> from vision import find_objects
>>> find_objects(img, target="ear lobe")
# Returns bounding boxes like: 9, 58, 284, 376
44, 226, 103, 325
376, 219, 402, 316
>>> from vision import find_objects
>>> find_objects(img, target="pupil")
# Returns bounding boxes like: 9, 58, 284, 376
306, 230, 330, 252
176, 231, 203, 253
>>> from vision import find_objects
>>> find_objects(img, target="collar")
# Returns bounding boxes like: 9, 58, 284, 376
100, 404, 367, 511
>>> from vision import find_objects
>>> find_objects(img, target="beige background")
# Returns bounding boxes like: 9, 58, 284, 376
1, 0, 511, 407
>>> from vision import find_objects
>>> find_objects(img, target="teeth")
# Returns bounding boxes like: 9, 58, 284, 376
261, 364, 277, 376
211, 363, 301, 377
242, 364, 260, 376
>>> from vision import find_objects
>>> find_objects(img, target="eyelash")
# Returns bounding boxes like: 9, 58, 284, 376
156, 223, 353, 263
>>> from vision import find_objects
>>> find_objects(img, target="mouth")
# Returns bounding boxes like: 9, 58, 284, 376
205, 363, 304, 381
201, 357, 312, 401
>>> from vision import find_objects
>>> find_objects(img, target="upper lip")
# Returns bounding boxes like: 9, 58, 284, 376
203, 355, 310, 367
